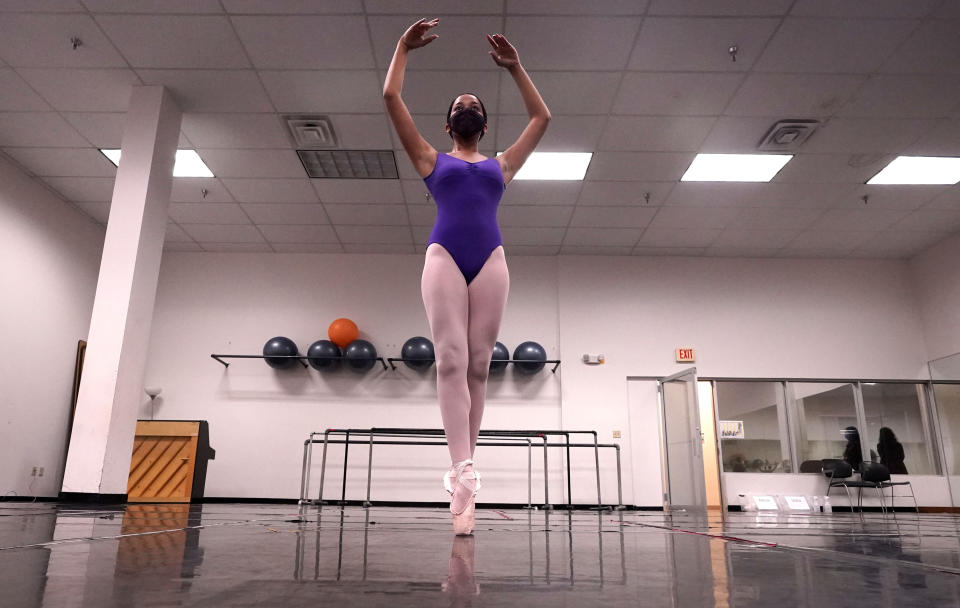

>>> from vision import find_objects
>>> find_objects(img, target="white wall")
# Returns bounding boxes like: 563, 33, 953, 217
910, 233, 960, 362
0, 155, 104, 498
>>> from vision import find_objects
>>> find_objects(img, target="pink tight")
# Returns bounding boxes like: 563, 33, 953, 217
421, 244, 509, 464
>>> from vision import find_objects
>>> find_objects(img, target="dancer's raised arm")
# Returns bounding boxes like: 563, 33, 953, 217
489, 34, 551, 185
383, 18, 440, 178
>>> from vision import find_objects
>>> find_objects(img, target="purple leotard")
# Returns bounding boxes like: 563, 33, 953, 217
424, 153, 505, 284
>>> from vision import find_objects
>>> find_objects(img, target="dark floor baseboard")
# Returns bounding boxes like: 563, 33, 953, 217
201, 497, 655, 511
58, 492, 127, 504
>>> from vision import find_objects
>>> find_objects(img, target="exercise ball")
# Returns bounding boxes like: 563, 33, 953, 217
344, 339, 377, 372
263, 336, 299, 369
513, 341, 546, 374
402, 336, 434, 370
489, 341, 509, 372
307, 340, 341, 371
328, 318, 358, 349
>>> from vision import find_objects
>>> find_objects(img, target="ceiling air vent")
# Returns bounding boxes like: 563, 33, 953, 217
758, 119, 820, 152
297, 150, 399, 179
284, 115, 338, 149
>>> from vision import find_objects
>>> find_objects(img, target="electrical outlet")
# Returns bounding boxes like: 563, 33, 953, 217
612, 430, 621, 439
38, 467, 44, 477
31, 467, 37, 477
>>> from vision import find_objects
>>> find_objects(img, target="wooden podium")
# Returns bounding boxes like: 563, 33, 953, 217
127, 420, 215, 503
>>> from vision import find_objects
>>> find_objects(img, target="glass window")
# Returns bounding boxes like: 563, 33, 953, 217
861, 382, 936, 475
791, 382, 860, 471
715, 381, 791, 473
933, 384, 960, 475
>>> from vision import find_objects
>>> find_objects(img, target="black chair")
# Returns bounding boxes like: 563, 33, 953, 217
799, 459, 823, 473
862, 462, 919, 514
822, 458, 860, 511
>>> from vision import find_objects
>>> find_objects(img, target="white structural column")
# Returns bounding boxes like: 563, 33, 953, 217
62, 86, 181, 498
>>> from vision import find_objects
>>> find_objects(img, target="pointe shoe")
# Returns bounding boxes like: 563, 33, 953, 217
452, 499, 475, 536
449, 459, 481, 535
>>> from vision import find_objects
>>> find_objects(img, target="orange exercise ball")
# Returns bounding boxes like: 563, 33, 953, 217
328, 318, 359, 349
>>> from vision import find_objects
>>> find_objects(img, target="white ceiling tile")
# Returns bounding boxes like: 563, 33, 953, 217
334, 225, 411, 244
171, 177, 234, 202
666, 181, 855, 209
560, 245, 635, 255
649, 0, 793, 15
599, 116, 715, 152
232, 16, 374, 69
0, 14, 128, 68
312, 178, 404, 203
407, 204, 434, 226
499, 205, 573, 227
500, 226, 566, 246
499, 114, 604, 152
702, 246, 781, 258
637, 227, 722, 247
394, 70, 501, 115
629, 18, 779, 71
697, 116, 785, 152
663, 183, 761, 208
0, 1, 84, 11
272, 243, 344, 253
200, 242, 272, 252
790, 0, 941, 18
168, 202, 250, 224
586, 152, 694, 181
0, 112, 88, 147
1, 147, 115, 176
505, 16, 640, 70
241, 203, 329, 224
501, 181, 583, 206
499, 71, 621, 115
613, 72, 744, 116
180, 113, 289, 149
343, 243, 416, 254
222, 178, 317, 203
329, 114, 394, 149
801, 118, 936, 154
259, 70, 382, 113
181, 223, 265, 243
773, 153, 890, 184
74, 201, 109, 223
776, 248, 848, 258
833, 185, 948, 211
923, 187, 960, 211
0, 69, 51, 111
808, 208, 909, 232
96, 15, 249, 69
82, 1, 224, 12
42, 176, 115, 200
401, 179, 431, 204
932, 1, 960, 18
905, 119, 960, 156
730, 207, 824, 230
163, 241, 204, 252
137, 69, 274, 112
62, 113, 124, 148
369, 16, 505, 71
839, 75, 960, 119
17, 68, 139, 112
508, 0, 647, 14
892, 210, 960, 233
323, 203, 408, 225
260, 224, 339, 243
783, 229, 874, 251
505, 245, 560, 255
364, 0, 504, 14
164, 223, 194, 243
564, 227, 643, 247
632, 246, 707, 256
412, 225, 432, 243
879, 20, 960, 75
577, 181, 675, 206
711, 227, 801, 248
755, 18, 917, 73
569, 205, 657, 228
648, 205, 742, 229
198, 149, 305, 178
223, 0, 364, 13
850, 230, 946, 259
725, 73, 866, 118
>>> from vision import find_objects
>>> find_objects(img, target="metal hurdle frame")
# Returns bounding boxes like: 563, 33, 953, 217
298, 427, 624, 511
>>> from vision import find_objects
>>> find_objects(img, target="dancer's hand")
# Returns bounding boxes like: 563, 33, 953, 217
487, 34, 519, 68
401, 18, 440, 50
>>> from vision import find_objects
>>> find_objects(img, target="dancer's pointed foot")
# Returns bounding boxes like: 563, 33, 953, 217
448, 459, 481, 535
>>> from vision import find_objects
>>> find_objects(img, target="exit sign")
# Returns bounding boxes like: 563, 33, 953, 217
675, 348, 696, 362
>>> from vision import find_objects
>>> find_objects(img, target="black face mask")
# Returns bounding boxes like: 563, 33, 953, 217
449, 109, 485, 140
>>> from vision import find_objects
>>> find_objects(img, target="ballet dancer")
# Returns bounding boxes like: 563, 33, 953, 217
383, 18, 550, 534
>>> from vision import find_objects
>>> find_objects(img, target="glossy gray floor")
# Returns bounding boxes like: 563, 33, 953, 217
2, 503, 960, 607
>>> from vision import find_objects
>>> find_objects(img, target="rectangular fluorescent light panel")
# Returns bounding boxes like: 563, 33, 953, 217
497, 152, 592, 180
680, 153, 792, 182
867, 156, 960, 185
100, 149, 214, 177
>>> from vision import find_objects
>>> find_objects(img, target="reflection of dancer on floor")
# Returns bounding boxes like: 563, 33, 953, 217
442, 536, 480, 605
384, 18, 550, 535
